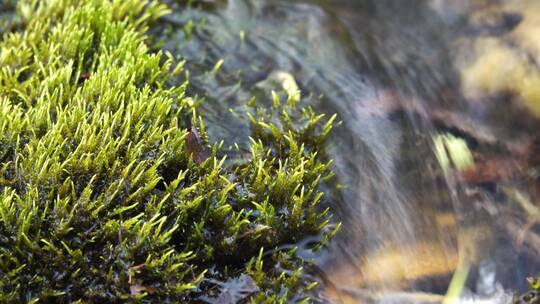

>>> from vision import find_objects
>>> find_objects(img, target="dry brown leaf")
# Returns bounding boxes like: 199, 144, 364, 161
185, 127, 210, 165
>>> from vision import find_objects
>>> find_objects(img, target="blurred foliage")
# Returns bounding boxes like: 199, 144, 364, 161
0, 0, 338, 302
514, 277, 540, 304
433, 133, 474, 174
459, 1, 540, 117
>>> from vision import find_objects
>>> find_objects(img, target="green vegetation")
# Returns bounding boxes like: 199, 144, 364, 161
433, 133, 474, 175
0, 0, 338, 303
514, 277, 540, 304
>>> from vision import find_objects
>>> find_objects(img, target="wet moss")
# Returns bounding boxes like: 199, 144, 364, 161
0, 0, 338, 303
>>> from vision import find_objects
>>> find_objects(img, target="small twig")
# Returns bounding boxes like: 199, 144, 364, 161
517, 217, 537, 248
502, 186, 540, 222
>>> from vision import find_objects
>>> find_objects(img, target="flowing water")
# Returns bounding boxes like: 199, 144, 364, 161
155, 0, 540, 303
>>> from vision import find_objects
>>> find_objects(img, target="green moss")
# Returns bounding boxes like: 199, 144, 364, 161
514, 277, 540, 304
0, 0, 338, 303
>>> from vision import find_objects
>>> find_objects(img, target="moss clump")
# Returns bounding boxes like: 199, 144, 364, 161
514, 277, 540, 304
0, 0, 338, 303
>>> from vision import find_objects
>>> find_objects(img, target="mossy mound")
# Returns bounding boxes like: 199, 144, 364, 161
0, 1, 338, 303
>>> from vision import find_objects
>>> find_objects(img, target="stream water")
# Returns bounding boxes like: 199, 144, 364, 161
156, 0, 540, 303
